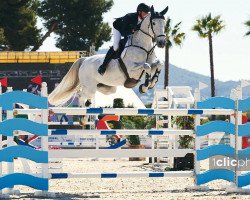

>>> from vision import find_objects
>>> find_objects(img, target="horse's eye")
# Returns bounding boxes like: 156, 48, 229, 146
153, 22, 156, 25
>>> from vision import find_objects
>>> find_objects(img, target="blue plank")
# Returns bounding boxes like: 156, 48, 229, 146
188, 109, 203, 114
138, 109, 154, 115
197, 169, 235, 185
101, 130, 116, 135
149, 172, 164, 177
0, 91, 47, 110
101, 173, 117, 178
0, 173, 48, 190
197, 121, 235, 137
0, 146, 48, 163
87, 108, 103, 114
197, 97, 235, 109
51, 173, 68, 179
51, 129, 68, 135
148, 130, 164, 135
197, 144, 234, 161
0, 118, 48, 137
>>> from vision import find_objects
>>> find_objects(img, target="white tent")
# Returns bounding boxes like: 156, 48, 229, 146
94, 86, 145, 108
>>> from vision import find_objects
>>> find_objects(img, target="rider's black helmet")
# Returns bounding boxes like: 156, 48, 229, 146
137, 3, 150, 13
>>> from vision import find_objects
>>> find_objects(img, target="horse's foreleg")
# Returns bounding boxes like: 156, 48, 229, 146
149, 60, 163, 89
78, 86, 96, 126
139, 63, 152, 94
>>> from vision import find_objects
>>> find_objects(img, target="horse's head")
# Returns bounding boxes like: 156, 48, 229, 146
140, 6, 168, 48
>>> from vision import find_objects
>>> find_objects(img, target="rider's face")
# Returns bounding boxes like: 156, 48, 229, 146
138, 11, 149, 19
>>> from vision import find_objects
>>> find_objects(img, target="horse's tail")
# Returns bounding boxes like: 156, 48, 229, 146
48, 58, 85, 106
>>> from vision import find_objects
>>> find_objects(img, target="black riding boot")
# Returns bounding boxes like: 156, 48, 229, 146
98, 47, 116, 75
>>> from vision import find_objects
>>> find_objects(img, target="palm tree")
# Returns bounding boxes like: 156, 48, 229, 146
245, 19, 250, 36
192, 13, 225, 97
164, 18, 185, 88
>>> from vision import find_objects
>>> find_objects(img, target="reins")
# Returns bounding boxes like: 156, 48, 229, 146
118, 14, 165, 86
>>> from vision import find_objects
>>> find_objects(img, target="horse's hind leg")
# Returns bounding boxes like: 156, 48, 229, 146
78, 84, 97, 126
97, 83, 117, 95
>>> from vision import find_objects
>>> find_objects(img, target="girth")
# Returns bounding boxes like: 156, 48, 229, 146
118, 58, 144, 88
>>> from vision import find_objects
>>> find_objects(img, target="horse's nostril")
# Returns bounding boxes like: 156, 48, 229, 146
158, 41, 165, 47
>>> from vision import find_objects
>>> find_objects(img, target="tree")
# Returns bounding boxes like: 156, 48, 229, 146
0, 0, 41, 51
0, 28, 5, 45
245, 19, 250, 36
164, 18, 185, 87
38, 0, 113, 51
192, 13, 225, 97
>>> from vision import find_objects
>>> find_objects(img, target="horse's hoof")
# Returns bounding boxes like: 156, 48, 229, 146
79, 116, 87, 126
139, 85, 148, 94
85, 100, 92, 107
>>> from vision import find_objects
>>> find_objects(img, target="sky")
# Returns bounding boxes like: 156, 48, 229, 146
38, 0, 250, 82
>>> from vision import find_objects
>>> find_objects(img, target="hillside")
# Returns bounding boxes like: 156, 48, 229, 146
134, 64, 250, 104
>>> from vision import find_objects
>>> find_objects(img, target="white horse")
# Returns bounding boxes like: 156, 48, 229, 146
49, 6, 168, 107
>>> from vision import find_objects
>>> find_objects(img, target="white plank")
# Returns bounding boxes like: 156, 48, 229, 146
49, 149, 194, 158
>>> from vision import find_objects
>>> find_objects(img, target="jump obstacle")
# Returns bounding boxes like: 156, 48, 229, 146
1, 83, 250, 197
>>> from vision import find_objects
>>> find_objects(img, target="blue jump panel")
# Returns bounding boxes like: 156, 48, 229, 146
238, 123, 250, 137
0, 173, 48, 190
197, 144, 234, 161
0, 146, 48, 163
197, 169, 235, 185
0, 118, 48, 137
238, 147, 250, 155
197, 97, 235, 109
239, 97, 250, 112
0, 91, 47, 110
197, 121, 235, 137
238, 172, 250, 187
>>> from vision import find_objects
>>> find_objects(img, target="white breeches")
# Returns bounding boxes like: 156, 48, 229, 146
112, 27, 121, 51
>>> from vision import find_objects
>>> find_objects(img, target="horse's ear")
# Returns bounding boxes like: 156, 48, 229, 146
160, 6, 168, 16
150, 5, 155, 15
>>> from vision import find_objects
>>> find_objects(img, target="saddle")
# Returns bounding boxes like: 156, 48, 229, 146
112, 38, 126, 59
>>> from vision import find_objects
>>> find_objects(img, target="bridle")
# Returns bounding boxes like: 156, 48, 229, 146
140, 15, 165, 40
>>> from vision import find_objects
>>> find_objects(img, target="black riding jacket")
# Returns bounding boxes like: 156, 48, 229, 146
113, 12, 140, 37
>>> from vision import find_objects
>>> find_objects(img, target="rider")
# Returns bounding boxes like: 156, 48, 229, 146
98, 3, 150, 75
